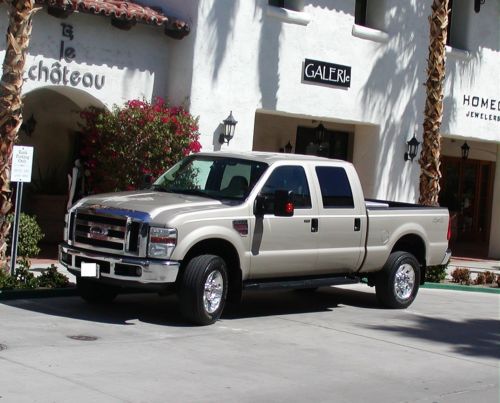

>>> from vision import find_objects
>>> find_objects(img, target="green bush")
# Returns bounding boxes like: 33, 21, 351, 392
7, 213, 45, 259
0, 265, 70, 290
425, 265, 447, 283
37, 265, 70, 288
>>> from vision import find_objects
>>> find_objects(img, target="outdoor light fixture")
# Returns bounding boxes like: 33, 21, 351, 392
474, 0, 485, 13
404, 135, 420, 162
284, 140, 293, 153
315, 122, 326, 144
218, 111, 238, 145
461, 141, 470, 160
20, 114, 37, 136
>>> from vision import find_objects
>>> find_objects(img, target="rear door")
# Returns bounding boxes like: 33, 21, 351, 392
249, 164, 319, 278
313, 164, 365, 273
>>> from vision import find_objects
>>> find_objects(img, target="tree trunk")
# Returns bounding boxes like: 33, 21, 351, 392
0, 0, 35, 270
418, 0, 449, 206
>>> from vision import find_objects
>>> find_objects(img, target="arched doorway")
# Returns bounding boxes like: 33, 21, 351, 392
19, 86, 105, 258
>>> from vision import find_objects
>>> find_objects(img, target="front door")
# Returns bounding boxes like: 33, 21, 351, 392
440, 156, 495, 256
250, 165, 319, 278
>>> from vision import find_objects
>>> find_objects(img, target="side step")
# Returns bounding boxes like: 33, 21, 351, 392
243, 275, 359, 291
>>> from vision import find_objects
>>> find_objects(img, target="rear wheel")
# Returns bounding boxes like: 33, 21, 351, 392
77, 278, 119, 304
179, 255, 228, 326
376, 252, 420, 309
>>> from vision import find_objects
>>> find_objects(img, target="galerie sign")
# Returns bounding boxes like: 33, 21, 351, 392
303, 59, 351, 88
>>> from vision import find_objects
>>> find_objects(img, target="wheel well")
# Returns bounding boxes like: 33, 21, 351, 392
391, 234, 426, 267
181, 239, 242, 302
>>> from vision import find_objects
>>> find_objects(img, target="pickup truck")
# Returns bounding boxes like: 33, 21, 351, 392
59, 151, 451, 325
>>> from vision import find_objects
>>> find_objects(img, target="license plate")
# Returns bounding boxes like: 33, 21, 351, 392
81, 262, 99, 278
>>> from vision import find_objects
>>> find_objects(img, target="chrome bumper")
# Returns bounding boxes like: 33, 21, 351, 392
441, 248, 452, 266
59, 244, 179, 285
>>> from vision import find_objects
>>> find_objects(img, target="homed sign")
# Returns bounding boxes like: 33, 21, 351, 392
303, 59, 351, 88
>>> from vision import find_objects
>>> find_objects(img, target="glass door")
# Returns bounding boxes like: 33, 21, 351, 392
440, 157, 495, 256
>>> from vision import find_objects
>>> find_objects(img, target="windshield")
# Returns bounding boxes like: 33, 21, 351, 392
152, 155, 268, 202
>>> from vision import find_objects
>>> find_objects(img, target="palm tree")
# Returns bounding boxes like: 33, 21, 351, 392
418, 0, 449, 206
0, 0, 35, 270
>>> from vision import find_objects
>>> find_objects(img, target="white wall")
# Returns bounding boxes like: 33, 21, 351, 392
0, 7, 170, 109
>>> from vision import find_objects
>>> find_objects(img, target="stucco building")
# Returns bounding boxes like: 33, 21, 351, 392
1, 0, 499, 258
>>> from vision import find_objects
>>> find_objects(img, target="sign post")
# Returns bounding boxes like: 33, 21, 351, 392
10, 146, 34, 275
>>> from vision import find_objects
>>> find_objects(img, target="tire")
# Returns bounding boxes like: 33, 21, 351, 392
77, 277, 119, 304
375, 251, 420, 309
179, 255, 228, 326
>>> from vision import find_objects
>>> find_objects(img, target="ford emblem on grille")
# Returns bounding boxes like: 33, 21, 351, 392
90, 225, 108, 238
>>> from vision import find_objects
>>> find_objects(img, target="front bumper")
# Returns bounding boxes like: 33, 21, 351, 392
59, 244, 180, 285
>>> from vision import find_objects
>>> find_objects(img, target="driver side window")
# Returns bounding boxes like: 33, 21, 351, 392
260, 165, 311, 209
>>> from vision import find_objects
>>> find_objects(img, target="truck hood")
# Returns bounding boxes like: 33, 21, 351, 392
74, 190, 225, 221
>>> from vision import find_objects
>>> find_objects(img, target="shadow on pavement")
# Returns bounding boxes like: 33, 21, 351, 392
364, 316, 500, 360
1, 286, 380, 327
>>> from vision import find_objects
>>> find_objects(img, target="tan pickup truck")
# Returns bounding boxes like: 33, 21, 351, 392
59, 152, 451, 325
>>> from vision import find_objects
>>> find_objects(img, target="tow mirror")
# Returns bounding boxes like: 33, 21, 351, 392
274, 190, 294, 217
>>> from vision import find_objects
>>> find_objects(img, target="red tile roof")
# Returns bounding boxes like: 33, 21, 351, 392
37, 0, 190, 39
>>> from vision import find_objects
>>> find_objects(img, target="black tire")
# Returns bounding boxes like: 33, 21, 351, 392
77, 277, 119, 304
179, 255, 228, 326
375, 251, 420, 309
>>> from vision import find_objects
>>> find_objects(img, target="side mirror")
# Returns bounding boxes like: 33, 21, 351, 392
274, 190, 294, 217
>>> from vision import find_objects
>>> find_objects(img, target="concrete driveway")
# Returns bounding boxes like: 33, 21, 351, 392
0, 284, 498, 403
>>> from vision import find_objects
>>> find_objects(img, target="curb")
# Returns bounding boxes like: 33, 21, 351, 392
422, 282, 500, 294
0, 287, 78, 300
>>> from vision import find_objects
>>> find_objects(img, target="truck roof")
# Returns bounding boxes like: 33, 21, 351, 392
196, 151, 343, 165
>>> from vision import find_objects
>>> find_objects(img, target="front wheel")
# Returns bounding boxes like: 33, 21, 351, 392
179, 255, 228, 326
375, 252, 420, 309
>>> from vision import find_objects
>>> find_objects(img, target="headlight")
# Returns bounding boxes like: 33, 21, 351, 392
148, 227, 177, 259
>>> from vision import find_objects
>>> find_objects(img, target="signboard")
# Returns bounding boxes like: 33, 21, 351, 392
303, 58, 351, 88
11, 145, 34, 182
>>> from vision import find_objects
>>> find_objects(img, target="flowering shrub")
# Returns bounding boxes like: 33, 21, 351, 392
79, 97, 201, 194
451, 268, 471, 285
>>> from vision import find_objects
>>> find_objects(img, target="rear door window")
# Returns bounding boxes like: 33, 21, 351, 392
315, 166, 354, 208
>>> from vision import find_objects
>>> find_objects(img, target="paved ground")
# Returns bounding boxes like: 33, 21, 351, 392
0, 284, 498, 403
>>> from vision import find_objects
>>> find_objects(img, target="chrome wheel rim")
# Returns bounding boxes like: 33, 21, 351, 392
203, 270, 224, 314
394, 263, 415, 300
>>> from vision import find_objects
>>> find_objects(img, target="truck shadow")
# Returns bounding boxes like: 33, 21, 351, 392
363, 316, 500, 361
223, 287, 380, 319
0, 286, 379, 327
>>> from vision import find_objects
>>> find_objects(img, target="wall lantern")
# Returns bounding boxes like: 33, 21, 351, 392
461, 141, 470, 160
315, 122, 326, 144
474, 0, 485, 13
218, 111, 238, 145
20, 114, 37, 136
404, 135, 420, 162
284, 140, 293, 153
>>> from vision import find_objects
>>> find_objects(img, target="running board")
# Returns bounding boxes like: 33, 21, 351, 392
243, 275, 359, 291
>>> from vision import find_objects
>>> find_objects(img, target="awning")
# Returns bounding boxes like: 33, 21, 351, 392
37, 0, 190, 39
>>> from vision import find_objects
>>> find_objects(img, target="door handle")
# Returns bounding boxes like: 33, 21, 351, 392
354, 218, 361, 231
311, 218, 318, 233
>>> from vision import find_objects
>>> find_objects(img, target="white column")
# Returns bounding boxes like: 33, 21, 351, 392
488, 145, 500, 259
